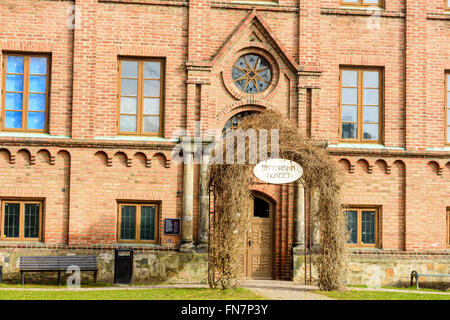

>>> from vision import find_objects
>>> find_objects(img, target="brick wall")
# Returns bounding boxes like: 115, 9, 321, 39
0, 0, 448, 282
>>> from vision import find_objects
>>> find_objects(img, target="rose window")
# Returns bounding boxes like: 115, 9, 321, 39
232, 54, 272, 94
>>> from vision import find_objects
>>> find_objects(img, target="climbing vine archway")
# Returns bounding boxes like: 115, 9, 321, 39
208, 109, 347, 291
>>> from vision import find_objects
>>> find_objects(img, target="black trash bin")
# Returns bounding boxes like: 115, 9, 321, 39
114, 249, 133, 285
0, 266, 2, 284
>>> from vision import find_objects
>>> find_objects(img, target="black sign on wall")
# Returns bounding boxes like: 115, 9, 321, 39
164, 218, 180, 235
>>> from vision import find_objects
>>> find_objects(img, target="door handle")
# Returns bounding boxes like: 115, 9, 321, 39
248, 240, 252, 247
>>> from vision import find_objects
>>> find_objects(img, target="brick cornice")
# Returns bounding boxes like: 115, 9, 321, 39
0, 139, 177, 151
328, 148, 450, 160
321, 7, 405, 18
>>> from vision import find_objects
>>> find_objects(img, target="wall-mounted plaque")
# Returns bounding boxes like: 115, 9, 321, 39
164, 218, 180, 235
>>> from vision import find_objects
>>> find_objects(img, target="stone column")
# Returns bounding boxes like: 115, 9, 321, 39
311, 189, 320, 252
197, 153, 210, 252
293, 179, 305, 254
180, 141, 195, 252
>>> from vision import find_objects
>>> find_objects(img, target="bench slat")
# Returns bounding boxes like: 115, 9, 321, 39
19, 256, 98, 272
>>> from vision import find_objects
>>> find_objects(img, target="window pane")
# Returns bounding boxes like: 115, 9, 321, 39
143, 116, 160, 133
140, 206, 156, 240
364, 71, 379, 88
5, 111, 22, 129
121, 61, 138, 78
447, 92, 450, 108
342, 70, 358, 87
144, 80, 160, 97
28, 94, 46, 111
363, 123, 379, 140
6, 56, 24, 74
120, 97, 137, 114
342, 88, 358, 105
363, 0, 380, 4
120, 206, 136, 240
447, 127, 450, 143
232, 68, 245, 81
342, 105, 357, 122
345, 210, 357, 244
361, 210, 376, 244
29, 76, 47, 93
4, 203, 20, 238
342, 123, 357, 139
5, 93, 23, 110
363, 89, 379, 105
6, 74, 23, 92
28, 112, 46, 130
144, 62, 160, 79
363, 106, 379, 123
259, 69, 271, 83
121, 79, 137, 96
245, 55, 259, 68
29, 57, 47, 75
143, 98, 160, 115
24, 203, 40, 238
120, 115, 137, 132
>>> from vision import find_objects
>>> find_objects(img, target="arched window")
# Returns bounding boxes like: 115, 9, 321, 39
222, 111, 257, 134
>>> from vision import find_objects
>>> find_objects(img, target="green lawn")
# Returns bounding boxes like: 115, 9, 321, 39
0, 287, 266, 300
318, 289, 450, 300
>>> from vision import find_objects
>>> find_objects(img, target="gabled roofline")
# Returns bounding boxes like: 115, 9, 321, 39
210, 9, 299, 73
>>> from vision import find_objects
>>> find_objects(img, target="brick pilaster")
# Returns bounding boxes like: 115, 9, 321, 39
71, 0, 97, 139
405, 0, 427, 151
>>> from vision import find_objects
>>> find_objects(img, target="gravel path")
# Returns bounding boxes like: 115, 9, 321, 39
240, 280, 333, 300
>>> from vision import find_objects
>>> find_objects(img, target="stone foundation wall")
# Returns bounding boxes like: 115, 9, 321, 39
0, 247, 208, 285
293, 252, 450, 289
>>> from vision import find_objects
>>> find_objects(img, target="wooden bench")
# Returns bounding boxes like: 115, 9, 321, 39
19, 255, 98, 285
410, 270, 450, 290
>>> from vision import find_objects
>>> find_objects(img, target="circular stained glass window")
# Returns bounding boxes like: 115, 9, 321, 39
232, 54, 272, 94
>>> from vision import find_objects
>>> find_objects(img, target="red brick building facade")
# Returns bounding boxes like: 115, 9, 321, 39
0, 0, 449, 284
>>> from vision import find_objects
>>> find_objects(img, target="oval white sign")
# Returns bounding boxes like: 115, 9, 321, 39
253, 158, 303, 184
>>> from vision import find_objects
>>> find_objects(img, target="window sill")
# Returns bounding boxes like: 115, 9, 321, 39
0, 241, 45, 246
0, 132, 69, 139
230, 1, 278, 6
426, 147, 450, 152
328, 143, 405, 150
348, 247, 382, 252
95, 136, 178, 143
340, 6, 384, 10
115, 243, 162, 248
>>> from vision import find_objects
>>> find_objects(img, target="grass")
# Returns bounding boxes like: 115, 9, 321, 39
0, 287, 266, 300
348, 284, 449, 293
0, 282, 114, 289
317, 289, 450, 300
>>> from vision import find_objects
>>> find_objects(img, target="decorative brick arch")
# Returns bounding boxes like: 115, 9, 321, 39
216, 101, 280, 131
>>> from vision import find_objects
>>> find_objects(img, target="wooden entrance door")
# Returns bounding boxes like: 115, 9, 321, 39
244, 195, 274, 279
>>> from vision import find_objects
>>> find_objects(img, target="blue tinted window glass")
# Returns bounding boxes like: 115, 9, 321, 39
5, 111, 22, 129
6, 75, 23, 92
28, 94, 46, 111
29, 57, 47, 74
5, 93, 23, 110
28, 112, 45, 130
29, 76, 46, 93
6, 56, 24, 74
